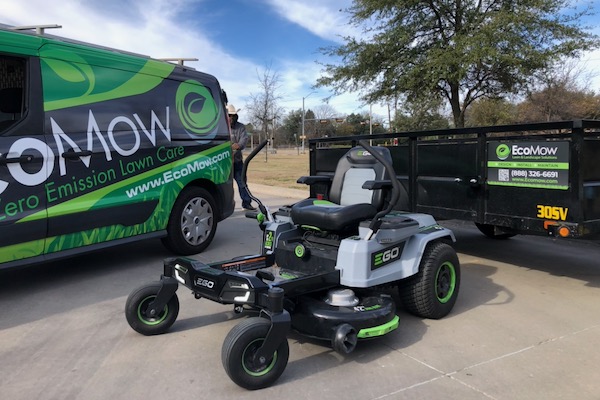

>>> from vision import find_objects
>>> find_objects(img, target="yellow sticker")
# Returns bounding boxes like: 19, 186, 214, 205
536, 205, 568, 221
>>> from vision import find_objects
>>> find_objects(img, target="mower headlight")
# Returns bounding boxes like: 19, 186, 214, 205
228, 281, 249, 290
221, 280, 254, 304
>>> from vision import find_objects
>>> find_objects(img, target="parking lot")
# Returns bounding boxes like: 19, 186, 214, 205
1, 187, 599, 400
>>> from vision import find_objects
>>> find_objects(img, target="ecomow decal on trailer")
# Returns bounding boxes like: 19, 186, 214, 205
0, 24, 235, 269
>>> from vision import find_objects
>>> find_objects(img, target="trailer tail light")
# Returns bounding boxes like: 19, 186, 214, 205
557, 226, 571, 238
544, 220, 572, 238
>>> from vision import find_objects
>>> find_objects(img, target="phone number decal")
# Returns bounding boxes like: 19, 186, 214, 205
487, 141, 569, 190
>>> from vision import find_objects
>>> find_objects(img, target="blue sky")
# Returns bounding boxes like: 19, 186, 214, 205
3, 0, 600, 124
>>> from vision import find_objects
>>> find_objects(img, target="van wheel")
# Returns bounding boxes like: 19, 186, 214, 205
163, 186, 217, 255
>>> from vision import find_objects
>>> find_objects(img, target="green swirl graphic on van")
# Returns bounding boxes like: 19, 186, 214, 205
40, 43, 175, 111
176, 80, 220, 135
496, 144, 510, 160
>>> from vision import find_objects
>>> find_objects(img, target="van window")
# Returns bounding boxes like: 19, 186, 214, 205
0, 56, 26, 133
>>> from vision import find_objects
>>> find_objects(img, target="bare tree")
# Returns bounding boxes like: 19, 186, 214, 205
519, 60, 600, 122
312, 104, 340, 138
313, 104, 339, 120
245, 64, 284, 145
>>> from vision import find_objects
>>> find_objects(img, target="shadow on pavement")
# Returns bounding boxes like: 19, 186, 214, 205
444, 220, 600, 288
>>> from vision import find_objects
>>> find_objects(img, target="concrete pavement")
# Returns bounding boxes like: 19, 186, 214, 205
0, 186, 599, 399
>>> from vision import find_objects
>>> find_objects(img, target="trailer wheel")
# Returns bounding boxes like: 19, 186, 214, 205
163, 186, 217, 255
399, 242, 460, 319
125, 282, 179, 335
222, 317, 289, 390
475, 223, 516, 239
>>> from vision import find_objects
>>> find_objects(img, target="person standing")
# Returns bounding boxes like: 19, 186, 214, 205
228, 104, 255, 211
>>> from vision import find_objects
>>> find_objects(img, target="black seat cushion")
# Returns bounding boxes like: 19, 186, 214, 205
291, 199, 377, 232
291, 146, 392, 233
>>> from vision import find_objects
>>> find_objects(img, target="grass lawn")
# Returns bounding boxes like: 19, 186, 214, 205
244, 147, 310, 190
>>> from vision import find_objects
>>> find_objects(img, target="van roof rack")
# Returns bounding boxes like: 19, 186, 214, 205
12, 24, 62, 35
1, 24, 198, 70
158, 58, 199, 66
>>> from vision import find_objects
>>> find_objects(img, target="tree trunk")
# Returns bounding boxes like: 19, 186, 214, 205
449, 83, 464, 128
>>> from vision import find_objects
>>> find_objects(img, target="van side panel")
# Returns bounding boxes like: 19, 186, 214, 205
0, 32, 233, 266
39, 43, 232, 256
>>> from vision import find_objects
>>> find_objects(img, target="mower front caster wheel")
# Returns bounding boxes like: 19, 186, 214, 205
125, 282, 179, 335
222, 317, 289, 390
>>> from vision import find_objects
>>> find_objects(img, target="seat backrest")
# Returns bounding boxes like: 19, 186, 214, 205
328, 146, 392, 209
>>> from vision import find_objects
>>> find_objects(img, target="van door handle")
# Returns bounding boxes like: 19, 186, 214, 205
0, 154, 34, 165
62, 150, 93, 159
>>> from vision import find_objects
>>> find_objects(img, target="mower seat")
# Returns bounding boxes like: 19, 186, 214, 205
291, 146, 392, 233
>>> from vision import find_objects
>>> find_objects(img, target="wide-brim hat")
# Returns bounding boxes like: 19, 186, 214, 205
226, 104, 238, 115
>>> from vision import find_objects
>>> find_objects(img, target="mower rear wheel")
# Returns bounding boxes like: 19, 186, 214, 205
125, 282, 179, 335
222, 317, 289, 390
399, 241, 460, 319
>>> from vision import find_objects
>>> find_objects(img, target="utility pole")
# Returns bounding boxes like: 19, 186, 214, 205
301, 91, 315, 154
369, 104, 373, 145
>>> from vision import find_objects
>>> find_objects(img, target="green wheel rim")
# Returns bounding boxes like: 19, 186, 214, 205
242, 338, 277, 377
137, 295, 169, 326
435, 261, 456, 303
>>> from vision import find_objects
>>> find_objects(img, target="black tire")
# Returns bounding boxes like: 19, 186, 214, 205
125, 282, 179, 335
222, 317, 289, 390
399, 241, 460, 319
475, 223, 517, 239
162, 186, 217, 255
332, 323, 358, 355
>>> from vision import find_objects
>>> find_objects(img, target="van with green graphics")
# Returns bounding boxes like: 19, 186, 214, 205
0, 25, 234, 269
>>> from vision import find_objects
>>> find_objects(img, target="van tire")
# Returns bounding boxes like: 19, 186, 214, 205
163, 186, 217, 255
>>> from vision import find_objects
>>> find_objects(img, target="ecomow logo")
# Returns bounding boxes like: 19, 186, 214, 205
496, 144, 510, 160
511, 144, 558, 157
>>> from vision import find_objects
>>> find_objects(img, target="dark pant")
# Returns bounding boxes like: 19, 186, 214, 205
233, 160, 252, 207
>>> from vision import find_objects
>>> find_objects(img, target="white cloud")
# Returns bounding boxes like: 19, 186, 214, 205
2, 0, 380, 121
264, 0, 358, 43
1, 0, 266, 119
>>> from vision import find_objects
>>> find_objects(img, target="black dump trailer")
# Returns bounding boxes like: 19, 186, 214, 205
307, 120, 600, 239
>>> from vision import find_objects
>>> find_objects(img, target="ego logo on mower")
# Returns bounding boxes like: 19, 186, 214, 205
371, 243, 405, 270
195, 277, 215, 289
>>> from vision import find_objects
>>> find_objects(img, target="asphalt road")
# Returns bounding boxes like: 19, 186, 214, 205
1, 188, 599, 400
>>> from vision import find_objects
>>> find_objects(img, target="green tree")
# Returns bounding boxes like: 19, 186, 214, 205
340, 112, 371, 135
317, 0, 599, 128
280, 109, 304, 145
465, 98, 517, 127
393, 97, 450, 131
